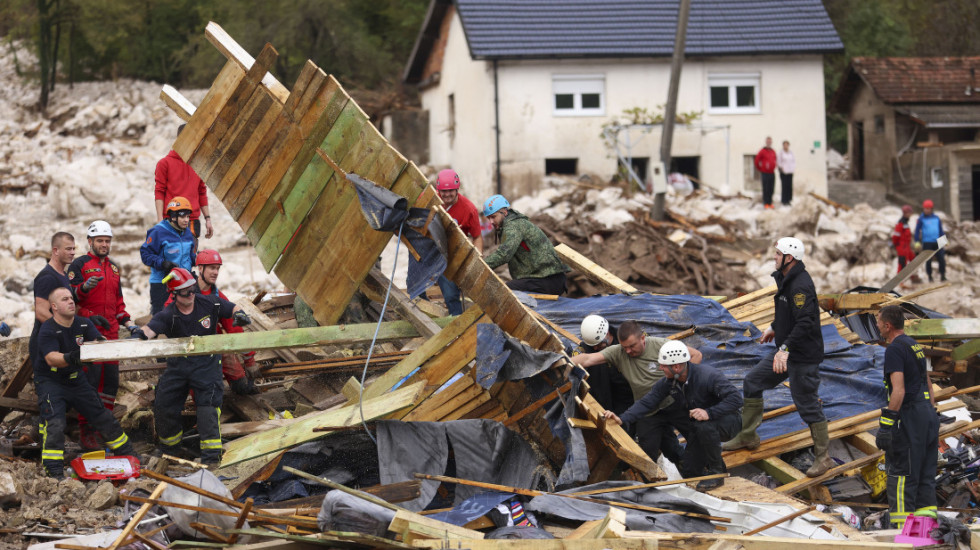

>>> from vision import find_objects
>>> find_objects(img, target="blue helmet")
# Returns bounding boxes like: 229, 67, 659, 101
483, 194, 510, 217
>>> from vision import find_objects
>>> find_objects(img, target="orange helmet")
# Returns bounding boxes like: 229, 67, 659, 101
162, 267, 196, 292
196, 249, 222, 266
166, 196, 193, 216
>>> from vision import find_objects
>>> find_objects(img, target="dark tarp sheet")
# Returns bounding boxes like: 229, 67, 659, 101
526, 480, 715, 533
530, 294, 887, 440
475, 323, 563, 389
428, 491, 515, 526
376, 419, 542, 512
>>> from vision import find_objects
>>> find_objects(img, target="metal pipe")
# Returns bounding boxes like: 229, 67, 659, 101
494, 59, 502, 194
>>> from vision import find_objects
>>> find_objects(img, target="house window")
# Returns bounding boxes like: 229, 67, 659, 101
553, 75, 605, 116
708, 74, 760, 114
546, 158, 578, 175
447, 93, 456, 148
874, 115, 885, 134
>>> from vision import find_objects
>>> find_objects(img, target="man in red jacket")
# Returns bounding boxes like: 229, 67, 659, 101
155, 124, 214, 239
891, 205, 916, 273
67, 220, 141, 449
754, 136, 777, 209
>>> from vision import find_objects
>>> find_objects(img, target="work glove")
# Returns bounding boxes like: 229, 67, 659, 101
89, 315, 111, 331
81, 276, 103, 292
913, 241, 922, 252
161, 260, 177, 273
232, 311, 251, 327
0, 322, 10, 337
128, 327, 148, 340
63, 350, 82, 368
875, 408, 899, 452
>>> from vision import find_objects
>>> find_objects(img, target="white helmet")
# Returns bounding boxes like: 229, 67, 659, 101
87, 220, 113, 238
580, 314, 609, 346
775, 237, 804, 261
658, 340, 691, 365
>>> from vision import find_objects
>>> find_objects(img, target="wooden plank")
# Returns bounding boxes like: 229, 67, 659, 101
817, 293, 890, 312
81, 317, 454, 363
205, 22, 289, 103
721, 285, 777, 309
576, 393, 664, 480
555, 243, 639, 294
776, 452, 883, 496
210, 91, 282, 201
414, 541, 659, 550
906, 318, 980, 340
388, 510, 484, 542
236, 300, 301, 363
952, 339, 980, 361
0, 356, 32, 419
363, 267, 442, 338
754, 457, 831, 502
742, 506, 816, 536
221, 381, 424, 466
0, 396, 38, 413
107, 482, 168, 550
403, 367, 475, 422
172, 60, 245, 163
160, 85, 196, 121
393, 323, 479, 421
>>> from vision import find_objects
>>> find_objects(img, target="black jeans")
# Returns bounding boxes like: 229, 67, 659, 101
921, 242, 946, 280
506, 272, 567, 296
761, 172, 776, 205
779, 172, 793, 205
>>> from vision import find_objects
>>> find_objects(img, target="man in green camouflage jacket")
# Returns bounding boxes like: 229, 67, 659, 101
482, 194, 570, 295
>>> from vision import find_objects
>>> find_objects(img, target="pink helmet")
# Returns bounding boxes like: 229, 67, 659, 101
436, 169, 460, 191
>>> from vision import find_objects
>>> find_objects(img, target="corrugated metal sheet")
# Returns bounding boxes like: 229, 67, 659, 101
900, 104, 980, 128
455, 0, 843, 59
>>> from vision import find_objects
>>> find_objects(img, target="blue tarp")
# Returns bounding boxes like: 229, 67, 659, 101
531, 294, 887, 440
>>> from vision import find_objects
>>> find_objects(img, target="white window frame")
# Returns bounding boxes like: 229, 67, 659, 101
708, 74, 761, 114
552, 74, 605, 116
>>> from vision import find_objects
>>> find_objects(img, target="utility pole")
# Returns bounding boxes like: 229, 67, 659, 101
651, 0, 691, 221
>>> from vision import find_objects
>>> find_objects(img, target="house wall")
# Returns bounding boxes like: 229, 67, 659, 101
846, 83, 896, 183
419, 12, 830, 203
950, 144, 980, 221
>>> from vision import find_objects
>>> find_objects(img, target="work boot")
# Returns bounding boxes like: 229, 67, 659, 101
721, 398, 763, 451
229, 376, 260, 396
696, 476, 725, 492
805, 420, 836, 477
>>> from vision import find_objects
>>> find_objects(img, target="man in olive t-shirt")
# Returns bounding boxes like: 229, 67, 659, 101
573, 320, 703, 464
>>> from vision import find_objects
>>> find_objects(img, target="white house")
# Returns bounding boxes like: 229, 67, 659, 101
402, 0, 843, 203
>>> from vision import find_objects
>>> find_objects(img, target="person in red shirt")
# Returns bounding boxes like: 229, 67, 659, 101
891, 205, 916, 273
754, 136, 778, 209
435, 169, 483, 315
165, 249, 258, 395
67, 220, 141, 449
155, 124, 214, 239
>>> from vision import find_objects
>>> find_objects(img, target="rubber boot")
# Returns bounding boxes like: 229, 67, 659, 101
721, 397, 763, 451
805, 420, 836, 477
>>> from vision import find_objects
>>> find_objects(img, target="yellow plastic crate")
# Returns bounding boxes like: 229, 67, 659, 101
861, 455, 887, 497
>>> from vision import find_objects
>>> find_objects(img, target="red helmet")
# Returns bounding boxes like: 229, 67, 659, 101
196, 249, 223, 266
922, 199, 934, 209
901, 205, 913, 215
163, 267, 196, 292
436, 169, 460, 191
166, 196, 193, 215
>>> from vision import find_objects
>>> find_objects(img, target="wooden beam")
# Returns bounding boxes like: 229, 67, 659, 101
905, 318, 980, 340
220, 381, 424, 466
160, 85, 196, 122
107, 482, 168, 550
952, 339, 980, 362
754, 457, 831, 502
363, 267, 442, 338
0, 396, 38, 413
817, 293, 889, 312
742, 506, 816, 536
555, 243, 639, 294
576, 393, 664, 480
389, 510, 485, 542
0, 356, 31, 419
81, 317, 454, 363
775, 452, 883, 496
204, 22, 289, 103
880, 234, 947, 293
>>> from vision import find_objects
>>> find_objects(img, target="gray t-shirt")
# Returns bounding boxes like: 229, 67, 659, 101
600, 336, 670, 400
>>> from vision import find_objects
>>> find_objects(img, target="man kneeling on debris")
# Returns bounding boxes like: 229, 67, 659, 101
36, 287, 135, 479
482, 194, 570, 295
132, 267, 251, 465
572, 321, 702, 465
603, 341, 741, 491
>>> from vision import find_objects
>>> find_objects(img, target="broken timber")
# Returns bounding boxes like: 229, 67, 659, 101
161, 22, 663, 482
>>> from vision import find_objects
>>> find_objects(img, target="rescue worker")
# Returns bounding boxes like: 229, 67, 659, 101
572, 321, 702, 464
155, 124, 213, 239
165, 250, 259, 395
576, 315, 633, 416
913, 199, 946, 282
875, 305, 938, 527
141, 196, 197, 314
132, 267, 250, 465
35, 287, 134, 478
482, 194, 570, 295
68, 221, 142, 449
603, 341, 742, 491
722, 237, 833, 477
891, 205, 915, 274
435, 169, 483, 315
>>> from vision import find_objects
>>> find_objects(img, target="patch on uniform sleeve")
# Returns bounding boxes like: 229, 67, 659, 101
68, 270, 76, 280
794, 293, 806, 308
200, 317, 211, 329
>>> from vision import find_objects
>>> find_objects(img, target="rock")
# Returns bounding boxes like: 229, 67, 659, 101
0, 471, 20, 508
86, 481, 118, 511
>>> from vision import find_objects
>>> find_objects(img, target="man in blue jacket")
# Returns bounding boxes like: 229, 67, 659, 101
603, 341, 742, 491
913, 199, 946, 282
141, 196, 197, 314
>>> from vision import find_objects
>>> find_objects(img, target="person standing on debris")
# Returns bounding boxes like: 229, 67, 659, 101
141, 196, 198, 314
155, 124, 213, 239
755, 136, 777, 209
576, 315, 633, 416
132, 267, 250, 465
722, 237, 833, 477
482, 194, 570, 295
603, 341, 741, 491
35, 287, 135, 478
875, 305, 938, 527
67, 221, 142, 450
31, 233, 95, 365
891, 205, 916, 274
776, 140, 795, 206
165, 249, 259, 395
913, 199, 946, 282
436, 169, 483, 315
573, 321, 702, 464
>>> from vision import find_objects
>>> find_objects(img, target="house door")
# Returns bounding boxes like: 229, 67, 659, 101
853, 121, 864, 180
972, 164, 980, 221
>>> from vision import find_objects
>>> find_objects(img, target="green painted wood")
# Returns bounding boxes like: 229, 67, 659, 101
905, 318, 980, 340
198, 88, 276, 191
172, 61, 245, 167
79, 317, 455, 363
951, 339, 980, 361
